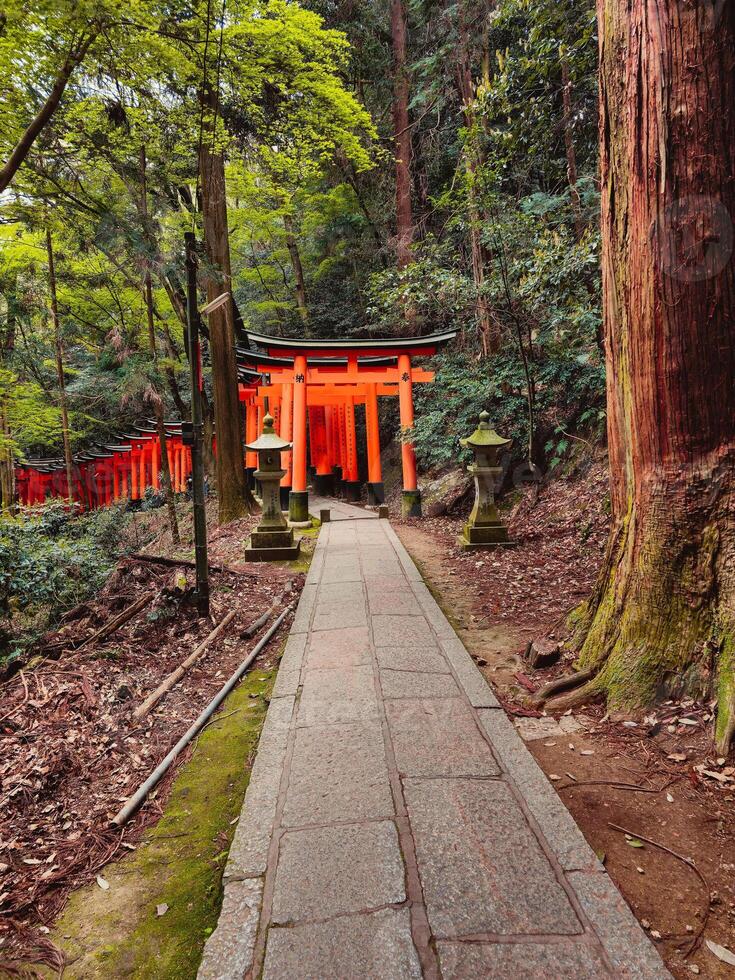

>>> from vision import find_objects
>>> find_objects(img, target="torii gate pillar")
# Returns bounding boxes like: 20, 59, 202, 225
398, 353, 421, 517
289, 354, 311, 526
365, 382, 384, 504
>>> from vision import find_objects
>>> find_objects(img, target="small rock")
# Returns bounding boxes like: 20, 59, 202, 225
641, 919, 651, 929
688, 965, 700, 975
650, 930, 661, 940
525, 637, 561, 669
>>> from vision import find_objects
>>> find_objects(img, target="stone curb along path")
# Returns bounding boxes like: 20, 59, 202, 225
199, 507, 671, 979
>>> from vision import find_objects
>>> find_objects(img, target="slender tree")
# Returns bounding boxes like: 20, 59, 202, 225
391, 0, 413, 269
45, 228, 74, 504
552, 1, 735, 754
140, 145, 180, 544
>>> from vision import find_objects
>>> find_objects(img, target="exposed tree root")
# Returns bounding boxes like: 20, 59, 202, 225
715, 687, 735, 756
532, 668, 596, 707
546, 676, 605, 714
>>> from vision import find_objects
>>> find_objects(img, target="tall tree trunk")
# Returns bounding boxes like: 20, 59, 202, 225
560, 51, 585, 241
283, 214, 308, 323
457, 2, 499, 355
199, 114, 256, 522
140, 145, 180, 544
553, 2, 735, 756
46, 228, 74, 504
391, 0, 414, 269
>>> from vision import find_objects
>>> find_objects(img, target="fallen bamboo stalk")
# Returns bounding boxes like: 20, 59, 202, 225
241, 581, 294, 640
133, 609, 238, 720
76, 592, 155, 651
112, 604, 293, 826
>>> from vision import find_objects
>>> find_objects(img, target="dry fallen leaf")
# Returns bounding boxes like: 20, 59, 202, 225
705, 940, 735, 966
156, 903, 169, 917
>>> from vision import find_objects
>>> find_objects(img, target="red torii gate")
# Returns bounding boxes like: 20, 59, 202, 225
237, 330, 456, 520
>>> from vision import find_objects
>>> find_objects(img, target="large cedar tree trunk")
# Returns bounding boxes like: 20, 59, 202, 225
200, 136, 256, 523
555, 2, 735, 754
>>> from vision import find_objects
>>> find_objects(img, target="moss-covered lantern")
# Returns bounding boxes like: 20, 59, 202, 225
459, 411, 514, 549
244, 413, 300, 561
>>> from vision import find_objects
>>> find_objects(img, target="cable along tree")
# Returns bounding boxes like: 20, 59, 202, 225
549, 1, 735, 754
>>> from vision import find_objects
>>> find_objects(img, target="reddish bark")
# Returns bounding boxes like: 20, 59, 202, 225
200, 134, 256, 522
391, 0, 414, 268
559, 2, 735, 753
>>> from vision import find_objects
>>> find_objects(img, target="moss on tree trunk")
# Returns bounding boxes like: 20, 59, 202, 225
552, 2, 735, 755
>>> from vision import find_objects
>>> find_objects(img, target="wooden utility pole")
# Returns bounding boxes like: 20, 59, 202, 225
46, 227, 74, 504
185, 233, 210, 618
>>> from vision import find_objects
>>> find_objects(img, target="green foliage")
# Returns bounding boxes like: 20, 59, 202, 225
0, 502, 130, 661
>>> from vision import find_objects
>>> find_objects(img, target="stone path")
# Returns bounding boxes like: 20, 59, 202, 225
199, 514, 670, 979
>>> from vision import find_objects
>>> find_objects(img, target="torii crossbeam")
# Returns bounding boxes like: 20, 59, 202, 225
237, 330, 456, 520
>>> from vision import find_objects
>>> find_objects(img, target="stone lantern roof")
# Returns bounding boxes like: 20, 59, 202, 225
245, 413, 291, 452
460, 411, 512, 452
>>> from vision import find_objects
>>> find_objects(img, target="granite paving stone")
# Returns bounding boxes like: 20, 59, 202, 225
271, 821, 406, 923
372, 614, 436, 648
385, 698, 500, 777
278, 633, 306, 673
264, 909, 422, 980
568, 872, 672, 978
207, 508, 667, 980
375, 645, 449, 673
368, 589, 424, 616
440, 635, 501, 708
478, 708, 602, 872
437, 941, 610, 979
311, 599, 368, 631
198, 878, 263, 980
380, 668, 460, 699
283, 722, 393, 826
404, 777, 582, 938
306, 626, 372, 668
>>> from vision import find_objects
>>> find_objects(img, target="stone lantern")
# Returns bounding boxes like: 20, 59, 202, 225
459, 411, 514, 549
244, 413, 301, 561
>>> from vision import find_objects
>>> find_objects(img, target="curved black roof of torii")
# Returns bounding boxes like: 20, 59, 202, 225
243, 328, 457, 355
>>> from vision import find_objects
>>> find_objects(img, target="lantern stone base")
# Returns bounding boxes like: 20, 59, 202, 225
288, 490, 311, 527
401, 489, 422, 518
459, 522, 515, 550
244, 528, 301, 562
368, 481, 385, 505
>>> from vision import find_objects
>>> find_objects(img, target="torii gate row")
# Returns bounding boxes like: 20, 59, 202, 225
236, 329, 457, 520
14, 422, 193, 509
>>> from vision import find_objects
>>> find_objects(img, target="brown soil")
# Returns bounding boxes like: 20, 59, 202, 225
0, 500, 308, 973
395, 465, 735, 980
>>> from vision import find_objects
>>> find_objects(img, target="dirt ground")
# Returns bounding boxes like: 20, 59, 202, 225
395, 465, 735, 980
0, 501, 308, 974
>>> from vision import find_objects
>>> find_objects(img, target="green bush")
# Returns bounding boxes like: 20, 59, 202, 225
0, 501, 130, 663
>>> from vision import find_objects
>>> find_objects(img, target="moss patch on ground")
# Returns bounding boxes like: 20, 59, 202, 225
52, 666, 277, 979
